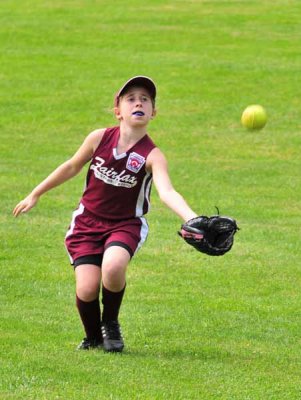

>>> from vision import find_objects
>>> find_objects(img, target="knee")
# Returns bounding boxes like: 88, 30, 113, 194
102, 263, 126, 290
76, 282, 100, 302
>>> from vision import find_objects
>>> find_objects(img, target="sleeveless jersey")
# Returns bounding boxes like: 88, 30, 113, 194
81, 126, 156, 220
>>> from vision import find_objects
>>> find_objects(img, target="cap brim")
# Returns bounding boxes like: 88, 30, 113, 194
115, 76, 156, 105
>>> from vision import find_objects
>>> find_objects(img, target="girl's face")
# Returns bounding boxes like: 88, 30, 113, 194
115, 86, 156, 126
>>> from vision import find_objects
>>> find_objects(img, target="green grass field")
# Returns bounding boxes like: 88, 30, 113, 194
1, 0, 301, 398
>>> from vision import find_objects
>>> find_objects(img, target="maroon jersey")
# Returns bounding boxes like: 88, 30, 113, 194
81, 126, 156, 220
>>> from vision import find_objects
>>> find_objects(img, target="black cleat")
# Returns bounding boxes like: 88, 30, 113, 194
77, 337, 103, 350
101, 321, 124, 353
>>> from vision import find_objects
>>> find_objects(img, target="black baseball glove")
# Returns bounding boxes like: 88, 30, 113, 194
179, 215, 239, 256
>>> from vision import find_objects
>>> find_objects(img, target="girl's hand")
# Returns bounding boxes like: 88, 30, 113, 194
13, 194, 39, 217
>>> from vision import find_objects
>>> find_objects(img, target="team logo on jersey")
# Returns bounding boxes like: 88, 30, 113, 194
90, 157, 137, 188
126, 152, 145, 173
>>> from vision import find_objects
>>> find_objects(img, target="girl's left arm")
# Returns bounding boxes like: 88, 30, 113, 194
146, 148, 198, 222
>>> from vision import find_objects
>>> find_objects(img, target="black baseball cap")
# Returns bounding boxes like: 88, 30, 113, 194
114, 76, 156, 106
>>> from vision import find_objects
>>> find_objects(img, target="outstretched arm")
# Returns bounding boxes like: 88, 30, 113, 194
147, 148, 197, 222
13, 129, 105, 217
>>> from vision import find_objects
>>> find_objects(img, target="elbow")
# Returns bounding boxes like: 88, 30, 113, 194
63, 159, 82, 177
159, 189, 177, 205
159, 192, 168, 204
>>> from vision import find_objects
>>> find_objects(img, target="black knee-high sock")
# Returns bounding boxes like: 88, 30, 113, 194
102, 285, 126, 323
76, 295, 102, 340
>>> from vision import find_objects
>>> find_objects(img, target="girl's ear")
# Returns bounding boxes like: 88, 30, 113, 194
114, 107, 122, 121
151, 108, 157, 119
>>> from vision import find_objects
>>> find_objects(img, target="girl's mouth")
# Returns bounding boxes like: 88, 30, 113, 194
132, 111, 145, 116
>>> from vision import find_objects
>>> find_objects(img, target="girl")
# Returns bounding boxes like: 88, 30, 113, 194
13, 76, 197, 352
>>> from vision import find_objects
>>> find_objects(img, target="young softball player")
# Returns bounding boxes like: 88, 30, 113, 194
13, 76, 197, 352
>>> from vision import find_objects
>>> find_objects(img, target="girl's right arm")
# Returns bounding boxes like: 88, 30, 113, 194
13, 128, 105, 217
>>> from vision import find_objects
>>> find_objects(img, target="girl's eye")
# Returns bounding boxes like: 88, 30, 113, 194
126, 95, 149, 102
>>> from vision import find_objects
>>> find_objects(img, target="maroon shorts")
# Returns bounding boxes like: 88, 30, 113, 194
65, 203, 149, 266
